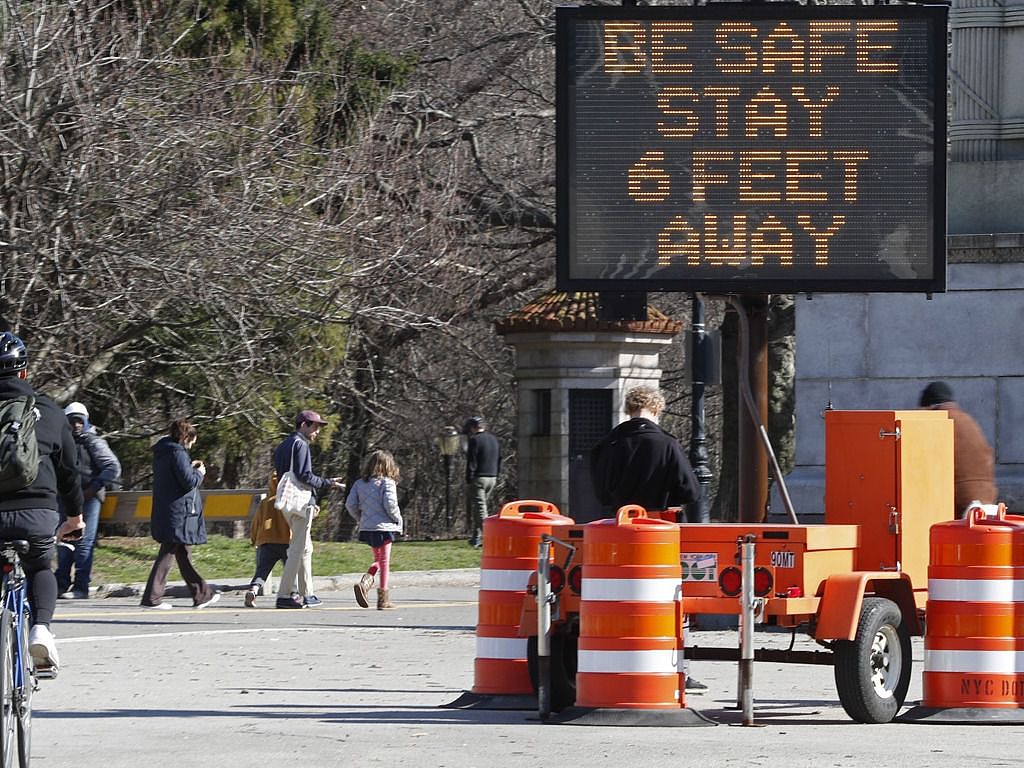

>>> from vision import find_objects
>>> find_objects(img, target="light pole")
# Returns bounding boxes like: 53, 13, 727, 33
438, 425, 461, 533
689, 293, 713, 523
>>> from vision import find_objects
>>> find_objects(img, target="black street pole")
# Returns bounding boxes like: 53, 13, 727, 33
443, 454, 452, 532
688, 293, 712, 523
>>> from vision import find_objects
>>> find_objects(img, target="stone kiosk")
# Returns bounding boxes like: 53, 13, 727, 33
496, 292, 681, 522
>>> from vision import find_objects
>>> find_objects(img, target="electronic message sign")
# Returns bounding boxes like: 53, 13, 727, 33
556, 4, 947, 293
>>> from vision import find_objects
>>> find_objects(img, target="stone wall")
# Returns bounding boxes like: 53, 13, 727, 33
776, 1, 1024, 520
779, 237, 1024, 519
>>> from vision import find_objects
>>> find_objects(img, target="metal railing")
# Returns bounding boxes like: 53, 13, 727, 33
99, 490, 263, 523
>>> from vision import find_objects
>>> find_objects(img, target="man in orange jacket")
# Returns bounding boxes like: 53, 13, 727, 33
919, 381, 998, 518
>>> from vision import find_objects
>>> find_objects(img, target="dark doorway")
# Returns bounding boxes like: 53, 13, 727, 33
568, 389, 613, 523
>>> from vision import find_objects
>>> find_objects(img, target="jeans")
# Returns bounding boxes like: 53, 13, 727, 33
249, 543, 288, 592
277, 508, 313, 598
56, 495, 100, 594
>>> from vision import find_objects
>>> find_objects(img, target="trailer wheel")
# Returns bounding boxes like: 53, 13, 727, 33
526, 625, 578, 712
833, 597, 912, 723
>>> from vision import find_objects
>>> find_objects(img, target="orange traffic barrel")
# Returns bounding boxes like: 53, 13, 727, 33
575, 505, 684, 711
902, 503, 1024, 724
471, 500, 574, 698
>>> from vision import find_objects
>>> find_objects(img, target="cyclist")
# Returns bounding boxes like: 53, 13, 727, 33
0, 332, 84, 675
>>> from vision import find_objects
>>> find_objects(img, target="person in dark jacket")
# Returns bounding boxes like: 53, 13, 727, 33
919, 381, 998, 518
463, 416, 501, 548
139, 419, 219, 609
590, 385, 701, 517
56, 401, 121, 600
0, 332, 84, 674
589, 384, 704, 690
271, 409, 344, 609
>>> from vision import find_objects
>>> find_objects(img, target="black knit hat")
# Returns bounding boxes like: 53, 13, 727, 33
919, 381, 954, 407
462, 416, 485, 435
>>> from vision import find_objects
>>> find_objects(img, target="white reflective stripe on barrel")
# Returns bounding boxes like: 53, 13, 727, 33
928, 578, 1024, 602
475, 636, 528, 660
924, 648, 1024, 674
479, 568, 533, 592
578, 648, 682, 674
581, 577, 681, 602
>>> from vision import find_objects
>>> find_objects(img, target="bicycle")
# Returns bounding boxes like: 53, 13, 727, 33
0, 539, 44, 768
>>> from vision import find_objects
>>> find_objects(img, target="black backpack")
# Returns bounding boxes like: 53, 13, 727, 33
0, 395, 40, 493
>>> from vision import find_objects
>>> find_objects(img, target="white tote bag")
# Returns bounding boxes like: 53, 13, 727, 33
274, 442, 312, 514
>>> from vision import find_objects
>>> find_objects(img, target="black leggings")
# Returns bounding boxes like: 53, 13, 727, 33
0, 508, 60, 626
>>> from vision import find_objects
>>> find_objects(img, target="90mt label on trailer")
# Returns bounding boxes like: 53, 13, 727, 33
770, 550, 795, 569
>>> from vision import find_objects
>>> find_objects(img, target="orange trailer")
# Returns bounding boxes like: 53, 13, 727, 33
520, 410, 954, 724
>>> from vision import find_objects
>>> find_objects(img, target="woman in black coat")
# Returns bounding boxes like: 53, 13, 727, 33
140, 419, 220, 609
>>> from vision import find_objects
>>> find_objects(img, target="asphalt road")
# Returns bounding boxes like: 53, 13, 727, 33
29, 571, 1022, 768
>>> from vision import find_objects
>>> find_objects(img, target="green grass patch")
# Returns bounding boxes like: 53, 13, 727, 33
92, 535, 482, 585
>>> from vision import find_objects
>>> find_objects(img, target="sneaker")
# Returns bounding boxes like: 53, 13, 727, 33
29, 624, 59, 672
141, 602, 174, 610
195, 592, 221, 609
275, 594, 304, 609
69, 589, 88, 600
303, 595, 323, 608
244, 589, 257, 608
58, 590, 75, 599
685, 677, 708, 692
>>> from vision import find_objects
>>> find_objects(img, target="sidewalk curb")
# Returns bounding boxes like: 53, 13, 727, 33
94, 567, 482, 599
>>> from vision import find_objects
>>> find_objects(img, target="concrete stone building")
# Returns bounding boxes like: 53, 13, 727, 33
782, 0, 1024, 517
496, 292, 682, 522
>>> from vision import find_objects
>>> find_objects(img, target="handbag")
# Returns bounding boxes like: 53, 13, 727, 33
274, 442, 313, 514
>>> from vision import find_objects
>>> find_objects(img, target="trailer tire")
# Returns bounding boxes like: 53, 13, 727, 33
526, 625, 578, 712
833, 597, 912, 723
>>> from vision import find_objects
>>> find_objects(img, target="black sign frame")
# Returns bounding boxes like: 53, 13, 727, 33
556, 4, 948, 294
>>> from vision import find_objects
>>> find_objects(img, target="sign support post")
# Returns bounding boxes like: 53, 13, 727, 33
738, 295, 769, 523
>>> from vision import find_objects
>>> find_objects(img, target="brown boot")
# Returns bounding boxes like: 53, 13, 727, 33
376, 588, 395, 610
353, 572, 373, 608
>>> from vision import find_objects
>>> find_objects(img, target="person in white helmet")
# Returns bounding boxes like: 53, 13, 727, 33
58, 402, 121, 599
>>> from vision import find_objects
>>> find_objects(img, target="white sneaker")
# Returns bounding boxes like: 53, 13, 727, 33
29, 624, 59, 672
141, 602, 174, 610
195, 592, 221, 610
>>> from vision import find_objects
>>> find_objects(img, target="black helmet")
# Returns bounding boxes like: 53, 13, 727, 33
0, 332, 27, 375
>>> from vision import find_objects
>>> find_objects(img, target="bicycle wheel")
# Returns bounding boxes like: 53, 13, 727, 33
0, 609, 15, 768
15, 611, 30, 768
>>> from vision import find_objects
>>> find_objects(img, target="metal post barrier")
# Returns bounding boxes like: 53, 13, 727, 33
537, 536, 553, 721
739, 535, 756, 726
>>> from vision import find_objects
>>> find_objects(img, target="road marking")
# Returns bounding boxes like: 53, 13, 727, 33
60, 624, 476, 643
